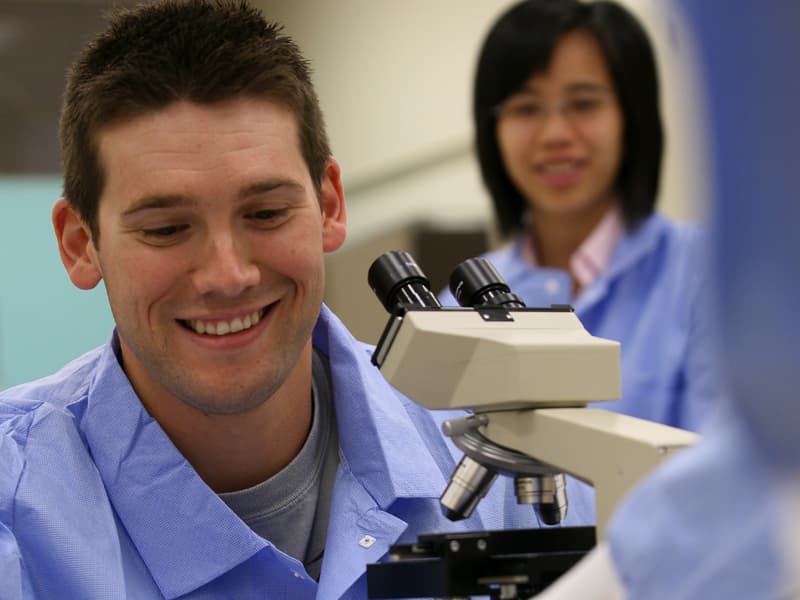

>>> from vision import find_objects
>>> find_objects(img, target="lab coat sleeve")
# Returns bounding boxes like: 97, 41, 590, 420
605, 413, 788, 599
0, 523, 33, 600
0, 410, 33, 599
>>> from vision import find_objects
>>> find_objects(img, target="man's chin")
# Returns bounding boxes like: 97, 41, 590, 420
175, 383, 277, 416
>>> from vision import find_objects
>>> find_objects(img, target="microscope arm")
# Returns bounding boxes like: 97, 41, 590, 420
482, 407, 699, 538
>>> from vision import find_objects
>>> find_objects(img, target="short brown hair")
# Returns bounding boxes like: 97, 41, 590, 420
60, 0, 331, 240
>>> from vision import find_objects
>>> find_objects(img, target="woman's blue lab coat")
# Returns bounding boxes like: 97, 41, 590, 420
441, 212, 722, 432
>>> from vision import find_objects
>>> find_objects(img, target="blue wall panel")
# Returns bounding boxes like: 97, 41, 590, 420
0, 177, 113, 388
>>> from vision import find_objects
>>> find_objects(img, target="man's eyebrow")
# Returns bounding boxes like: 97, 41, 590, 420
120, 180, 307, 218
238, 179, 306, 199
121, 195, 196, 218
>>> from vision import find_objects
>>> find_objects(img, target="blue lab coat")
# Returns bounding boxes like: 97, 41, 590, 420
0, 306, 592, 599
440, 212, 721, 432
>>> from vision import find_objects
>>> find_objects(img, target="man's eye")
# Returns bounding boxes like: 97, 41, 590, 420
252, 210, 280, 220
142, 224, 188, 238
248, 209, 289, 225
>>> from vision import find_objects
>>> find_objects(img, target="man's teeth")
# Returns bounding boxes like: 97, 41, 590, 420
187, 309, 263, 335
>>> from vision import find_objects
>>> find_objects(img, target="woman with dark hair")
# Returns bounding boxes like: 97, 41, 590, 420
441, 0, 721, 431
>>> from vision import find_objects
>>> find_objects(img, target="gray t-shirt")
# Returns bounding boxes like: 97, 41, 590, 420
219, 349, 339, 580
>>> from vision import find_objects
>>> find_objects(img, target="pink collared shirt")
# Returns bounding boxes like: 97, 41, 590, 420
521, 204, 625, 293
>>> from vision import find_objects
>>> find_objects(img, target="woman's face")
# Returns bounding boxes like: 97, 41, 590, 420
495, 29, 623, 226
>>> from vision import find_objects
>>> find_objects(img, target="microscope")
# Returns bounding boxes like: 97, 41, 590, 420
365, 250, 698, 599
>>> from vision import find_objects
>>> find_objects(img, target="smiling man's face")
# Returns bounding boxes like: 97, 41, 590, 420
80, 97, 345, 415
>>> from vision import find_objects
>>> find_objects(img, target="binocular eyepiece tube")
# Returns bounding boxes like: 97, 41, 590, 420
367, 250, 441, 314
449, 257, 526, 309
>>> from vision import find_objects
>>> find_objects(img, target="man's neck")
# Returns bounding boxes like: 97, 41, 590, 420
141, 344, 314, 493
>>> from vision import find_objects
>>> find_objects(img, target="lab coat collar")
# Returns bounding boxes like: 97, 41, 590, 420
317, 466, 412, 599
79, 334, 274, 599
79, 309, 452, 598
574, 212, 669, 313
312, 305, 450, 507
603, 212, 667, 283
498, 212, 669, 314
313, 306, 471, 598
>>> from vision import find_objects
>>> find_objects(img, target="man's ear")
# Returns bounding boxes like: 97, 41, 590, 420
319, 158, 347, 253
52, 198, 103, 290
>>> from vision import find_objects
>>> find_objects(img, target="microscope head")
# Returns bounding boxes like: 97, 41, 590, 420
369, 251, 620, 413
368, 251, 620, 523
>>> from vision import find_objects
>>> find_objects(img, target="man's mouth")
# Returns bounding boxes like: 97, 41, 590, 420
180, 306, 271, 336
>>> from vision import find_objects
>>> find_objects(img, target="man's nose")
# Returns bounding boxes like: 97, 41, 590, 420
191, 232, 260, 297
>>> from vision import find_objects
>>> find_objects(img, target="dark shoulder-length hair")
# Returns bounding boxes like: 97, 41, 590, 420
474, 0, 663, 237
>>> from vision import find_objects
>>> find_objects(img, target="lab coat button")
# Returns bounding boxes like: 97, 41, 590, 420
545, 278, 561, 295
359, 535, 377, 548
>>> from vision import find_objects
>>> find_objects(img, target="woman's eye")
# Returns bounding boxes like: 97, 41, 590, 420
509, 102, 542, 117
570, 98, 602, 113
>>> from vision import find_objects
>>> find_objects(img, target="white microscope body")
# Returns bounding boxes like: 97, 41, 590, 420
374, 288, 697, 538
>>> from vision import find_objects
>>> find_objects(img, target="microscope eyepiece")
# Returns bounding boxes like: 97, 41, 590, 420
449, 257, 525, 308
368, 250, 441, 314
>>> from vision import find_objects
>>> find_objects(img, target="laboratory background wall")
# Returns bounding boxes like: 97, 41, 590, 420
0, 0, 707, 387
